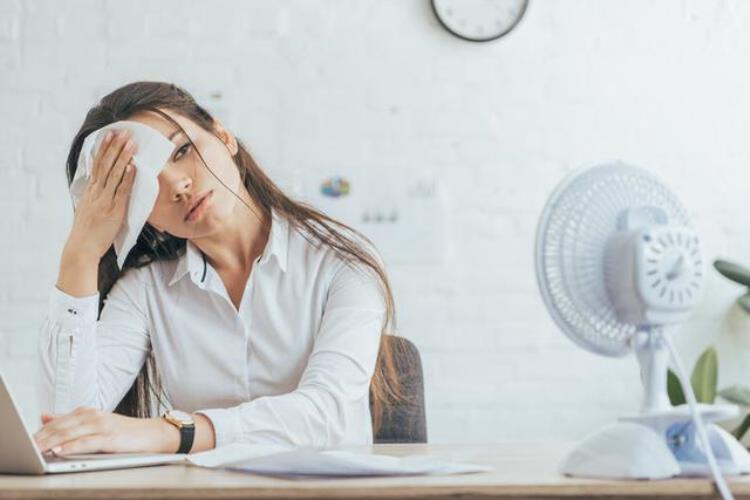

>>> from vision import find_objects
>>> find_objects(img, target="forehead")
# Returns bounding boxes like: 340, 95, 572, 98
128, 109, 199, 141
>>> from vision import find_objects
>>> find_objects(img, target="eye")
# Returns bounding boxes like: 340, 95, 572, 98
173, 143, 191, 161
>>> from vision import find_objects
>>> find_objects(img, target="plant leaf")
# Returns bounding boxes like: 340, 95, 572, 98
738, 292, 750, 313
691, 347, 718, 403
732, 414, 750, 441
719, 386, 750, 406
667, 369, 686, 405
714, 259, 750, 287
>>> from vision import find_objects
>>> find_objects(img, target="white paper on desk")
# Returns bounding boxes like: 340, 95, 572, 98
185, 443, 291, 468
220, 448, 491, 477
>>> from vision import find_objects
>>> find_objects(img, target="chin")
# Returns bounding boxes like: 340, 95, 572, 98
197, 213, 226, 232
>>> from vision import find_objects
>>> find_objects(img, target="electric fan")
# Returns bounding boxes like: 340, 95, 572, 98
534, 162, 750, 496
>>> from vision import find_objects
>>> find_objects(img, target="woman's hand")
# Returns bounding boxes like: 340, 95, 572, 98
66, 130, 138, 262
33, 407, 179, 456
55, 130, 138, 297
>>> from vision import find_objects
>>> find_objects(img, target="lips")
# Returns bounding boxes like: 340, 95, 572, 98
184, 190, 212, 222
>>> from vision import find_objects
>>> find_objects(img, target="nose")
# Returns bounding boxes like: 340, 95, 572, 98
160, 165, 193, 202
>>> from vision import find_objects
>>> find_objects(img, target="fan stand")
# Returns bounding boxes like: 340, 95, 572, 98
560, 329, 750, 479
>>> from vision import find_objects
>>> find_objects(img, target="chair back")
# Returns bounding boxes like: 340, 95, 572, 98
369, 336, 427, 443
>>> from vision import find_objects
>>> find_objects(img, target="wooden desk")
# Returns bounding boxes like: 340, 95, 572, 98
0, 441, 746, 499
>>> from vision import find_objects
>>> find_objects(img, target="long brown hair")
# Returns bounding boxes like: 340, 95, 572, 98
64, 81, 403, 435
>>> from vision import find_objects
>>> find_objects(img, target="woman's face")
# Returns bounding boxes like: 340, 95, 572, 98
128, 109, 241, 240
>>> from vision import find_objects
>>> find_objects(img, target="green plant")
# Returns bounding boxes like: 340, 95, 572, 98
667, 346, 750, 441
714, 259, 750, 313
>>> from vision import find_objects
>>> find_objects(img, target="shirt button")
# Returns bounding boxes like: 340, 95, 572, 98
67, 308, 77, 315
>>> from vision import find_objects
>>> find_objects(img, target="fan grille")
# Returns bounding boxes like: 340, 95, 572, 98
535, 163, 690, 356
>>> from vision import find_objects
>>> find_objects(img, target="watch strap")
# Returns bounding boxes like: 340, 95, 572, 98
177, 422, 195, 454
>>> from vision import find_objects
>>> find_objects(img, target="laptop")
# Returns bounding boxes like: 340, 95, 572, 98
0, 373, 185, 474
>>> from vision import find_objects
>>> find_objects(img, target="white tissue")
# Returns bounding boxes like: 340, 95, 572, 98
70, 121, 175, 269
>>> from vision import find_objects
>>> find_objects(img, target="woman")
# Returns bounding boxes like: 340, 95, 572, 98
34, 81, 402, 456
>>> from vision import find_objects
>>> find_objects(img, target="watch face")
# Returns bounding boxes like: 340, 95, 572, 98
167, 410, 193, 424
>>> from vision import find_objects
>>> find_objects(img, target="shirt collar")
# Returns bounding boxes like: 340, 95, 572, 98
168, 208, 289, 287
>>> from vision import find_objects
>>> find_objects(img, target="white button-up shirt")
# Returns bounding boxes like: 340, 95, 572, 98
37, 209, 387, 448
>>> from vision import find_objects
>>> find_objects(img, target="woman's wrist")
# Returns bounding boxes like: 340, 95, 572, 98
149, 413, 215, 454
57, 246, 100, 297
191, 412, 216, 452
151, 416, 181, 454
61, 237, 101, 266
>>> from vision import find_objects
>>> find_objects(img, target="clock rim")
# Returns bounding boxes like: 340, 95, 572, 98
431, 0, 529, 43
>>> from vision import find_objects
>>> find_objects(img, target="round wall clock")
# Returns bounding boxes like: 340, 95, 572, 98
431, 0, 529, 42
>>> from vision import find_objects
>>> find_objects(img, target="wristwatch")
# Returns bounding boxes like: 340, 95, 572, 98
162, 409, 195, 454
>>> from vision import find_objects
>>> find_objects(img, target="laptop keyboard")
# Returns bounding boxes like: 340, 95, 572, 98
45, 452, 166, 462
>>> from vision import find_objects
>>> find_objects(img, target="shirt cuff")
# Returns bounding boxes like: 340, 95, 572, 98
48, 285, 100, 330
195, 407, 242, 448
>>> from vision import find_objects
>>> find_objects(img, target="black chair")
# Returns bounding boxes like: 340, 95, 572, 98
369, 336, 427, 443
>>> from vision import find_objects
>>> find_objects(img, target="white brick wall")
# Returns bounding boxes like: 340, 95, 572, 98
3, 0, 750, 443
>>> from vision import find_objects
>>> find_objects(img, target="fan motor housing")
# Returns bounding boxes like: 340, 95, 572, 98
605, 226, 704, 326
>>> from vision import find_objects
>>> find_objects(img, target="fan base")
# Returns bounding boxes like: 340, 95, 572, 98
561, 407, 750, 479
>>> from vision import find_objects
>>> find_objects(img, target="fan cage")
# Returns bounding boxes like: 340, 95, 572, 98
534, 162, 691, 356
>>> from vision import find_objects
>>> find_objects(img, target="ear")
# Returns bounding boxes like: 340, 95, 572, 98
213, 120, 239, 156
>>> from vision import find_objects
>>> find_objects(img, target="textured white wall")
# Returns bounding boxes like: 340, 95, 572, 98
2, 0, 750, 443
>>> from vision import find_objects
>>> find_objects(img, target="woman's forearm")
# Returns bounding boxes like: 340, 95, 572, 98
190, 413, 216, 452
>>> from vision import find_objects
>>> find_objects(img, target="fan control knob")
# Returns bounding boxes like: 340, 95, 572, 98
638, 227, 704, 312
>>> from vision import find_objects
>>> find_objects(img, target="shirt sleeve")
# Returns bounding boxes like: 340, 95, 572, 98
37, 269, 151, 415
196, 260, 387, 448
